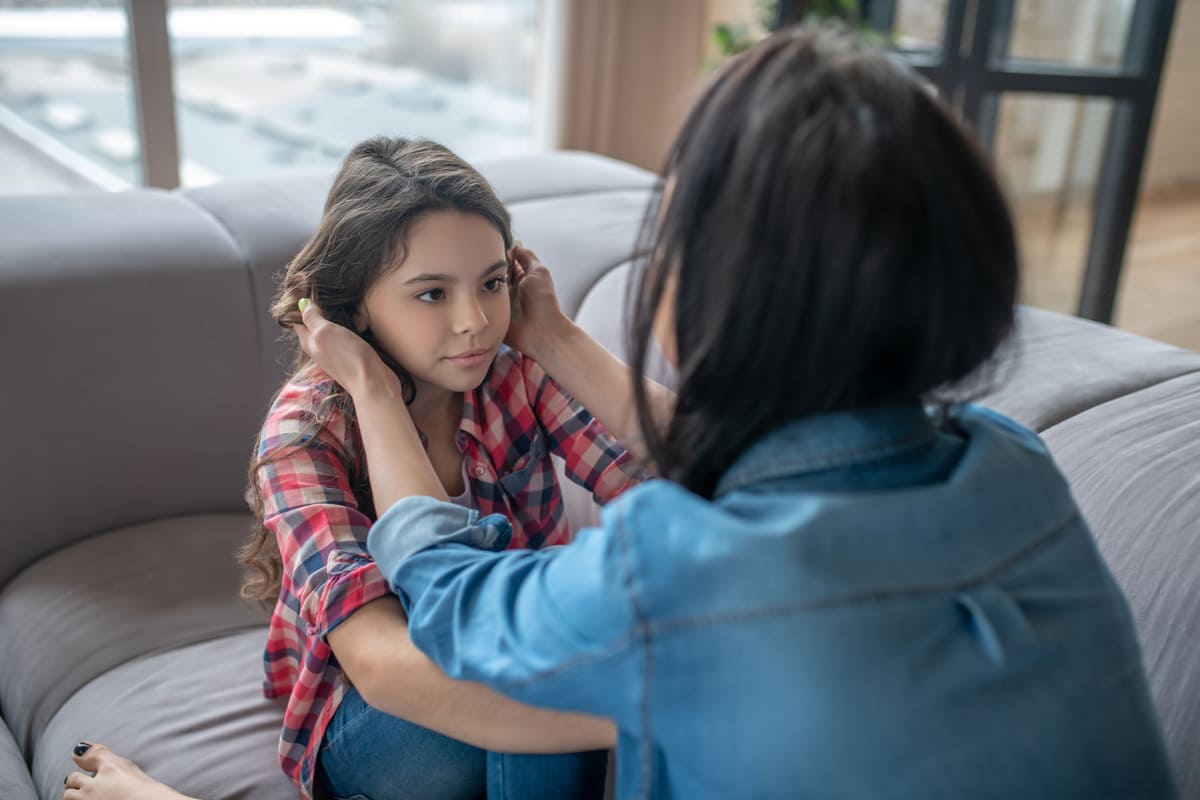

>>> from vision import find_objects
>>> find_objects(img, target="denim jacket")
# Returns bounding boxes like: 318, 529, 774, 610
368, 404, 1176, 799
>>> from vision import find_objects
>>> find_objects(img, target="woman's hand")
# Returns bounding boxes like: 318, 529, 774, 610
295, 299, 401, 397
505, 246, 573, 362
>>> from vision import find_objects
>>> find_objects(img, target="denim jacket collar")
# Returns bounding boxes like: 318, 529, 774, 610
714, 404, 938, 498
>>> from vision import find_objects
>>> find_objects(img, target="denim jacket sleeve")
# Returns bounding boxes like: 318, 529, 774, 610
367, 495, 642, 718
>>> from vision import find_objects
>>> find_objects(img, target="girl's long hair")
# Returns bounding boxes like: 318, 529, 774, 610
238, 137, 513, 607
628, 26, 1019, 499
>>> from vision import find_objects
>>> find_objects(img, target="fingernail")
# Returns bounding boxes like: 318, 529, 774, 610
298, 298, 310, 313
65, 775, 69, 785
73, 742, 91, 756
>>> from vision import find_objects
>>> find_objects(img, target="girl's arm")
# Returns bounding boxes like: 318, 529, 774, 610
507, 247, 675, 465
328, 596, 617, 752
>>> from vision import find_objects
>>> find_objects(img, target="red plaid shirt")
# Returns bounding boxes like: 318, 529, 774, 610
255, 346, 643, 798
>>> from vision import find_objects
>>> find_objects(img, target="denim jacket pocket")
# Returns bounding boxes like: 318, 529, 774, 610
497, 428, 547, 496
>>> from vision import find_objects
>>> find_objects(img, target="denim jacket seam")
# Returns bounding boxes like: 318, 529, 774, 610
489, 632, 642, 693
718, 428, 937, 496
617, 499, 655, 800
644, 508, 1081, 636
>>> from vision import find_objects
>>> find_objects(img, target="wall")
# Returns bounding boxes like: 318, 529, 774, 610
555, 0, 706, 172
1144, 0, 1200, 190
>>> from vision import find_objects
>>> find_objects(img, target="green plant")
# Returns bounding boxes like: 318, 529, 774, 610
712, 0, 778, 58
711, 0, 889, 59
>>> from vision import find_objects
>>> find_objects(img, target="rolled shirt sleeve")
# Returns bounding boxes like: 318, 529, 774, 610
523, 356, 646, 505
367, 495, 643, 719
257, 387, 390, 640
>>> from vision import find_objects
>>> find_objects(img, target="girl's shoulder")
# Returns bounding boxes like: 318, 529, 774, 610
271, 366, 336, 417
261, 367, 355, 454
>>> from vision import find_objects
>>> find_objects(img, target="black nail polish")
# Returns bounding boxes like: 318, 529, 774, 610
73, 742, 91, 756
64, 775, 69, 785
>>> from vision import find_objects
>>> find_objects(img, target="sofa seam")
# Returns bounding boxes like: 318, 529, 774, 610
174, 191, 267, 384
1039, 365, 1200, 434
503, 185, 658, 208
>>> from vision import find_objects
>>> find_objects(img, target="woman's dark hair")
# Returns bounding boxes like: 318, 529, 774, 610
629, 26, 1019, 499
238, 137, 513, 607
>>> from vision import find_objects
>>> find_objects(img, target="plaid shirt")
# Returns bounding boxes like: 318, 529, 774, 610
256, 346, 643, 798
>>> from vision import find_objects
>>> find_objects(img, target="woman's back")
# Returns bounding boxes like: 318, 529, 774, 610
605, 405, 1174, 798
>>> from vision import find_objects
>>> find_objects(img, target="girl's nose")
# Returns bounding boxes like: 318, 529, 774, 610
455, 297, 488, 334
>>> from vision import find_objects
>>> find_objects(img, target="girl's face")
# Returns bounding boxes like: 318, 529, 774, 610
357, 210, 511, 403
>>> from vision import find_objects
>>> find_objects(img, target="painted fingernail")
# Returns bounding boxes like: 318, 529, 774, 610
73, 742, 91, 756
64, 775, 69, 785
298, 298, 310, 313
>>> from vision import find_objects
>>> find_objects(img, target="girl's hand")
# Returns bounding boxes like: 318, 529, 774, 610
506, 246, 572, 361
295, 299, 401, 397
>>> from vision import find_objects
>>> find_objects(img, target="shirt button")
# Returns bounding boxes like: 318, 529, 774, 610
473, 465, 486, 477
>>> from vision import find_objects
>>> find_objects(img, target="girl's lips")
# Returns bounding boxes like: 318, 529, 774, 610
445, 348, 490, 366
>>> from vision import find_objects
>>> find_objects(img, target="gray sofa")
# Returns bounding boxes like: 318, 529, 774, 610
1, 151, 1197, 800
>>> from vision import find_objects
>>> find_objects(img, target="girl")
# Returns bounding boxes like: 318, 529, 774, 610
254, 137, 651, 800
66, 137, 644, 800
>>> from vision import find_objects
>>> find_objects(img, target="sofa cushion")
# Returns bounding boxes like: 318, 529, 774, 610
573, 258, 676, 387
32, 629, 293, 800
1041, 372, 1200, 797
0, 514, 266, 757
981, 307, 1200, 430
0, 718, 36, 800
507, 189, 653, 318
0, 191, 266, 588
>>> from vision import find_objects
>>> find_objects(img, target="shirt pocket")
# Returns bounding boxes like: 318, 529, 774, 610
497, 428, 548, 497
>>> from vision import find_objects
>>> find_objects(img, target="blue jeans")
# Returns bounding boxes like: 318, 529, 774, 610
316, 687, 608, 800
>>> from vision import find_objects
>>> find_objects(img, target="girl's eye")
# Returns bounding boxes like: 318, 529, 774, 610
416, 288, 445, 303
482, 276, 508, 293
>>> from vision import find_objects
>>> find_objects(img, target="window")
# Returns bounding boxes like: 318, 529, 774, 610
0, 0, 543, 195
168, 0, 540, 186
0, 1, 138, 194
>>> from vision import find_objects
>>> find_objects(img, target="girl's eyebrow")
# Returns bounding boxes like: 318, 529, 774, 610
403, 259, 508, 285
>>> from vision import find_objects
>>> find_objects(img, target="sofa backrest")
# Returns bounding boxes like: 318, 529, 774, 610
0, 191, 266, 588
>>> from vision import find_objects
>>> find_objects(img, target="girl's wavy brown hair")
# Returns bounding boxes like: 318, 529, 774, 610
237, 137, 513, 608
